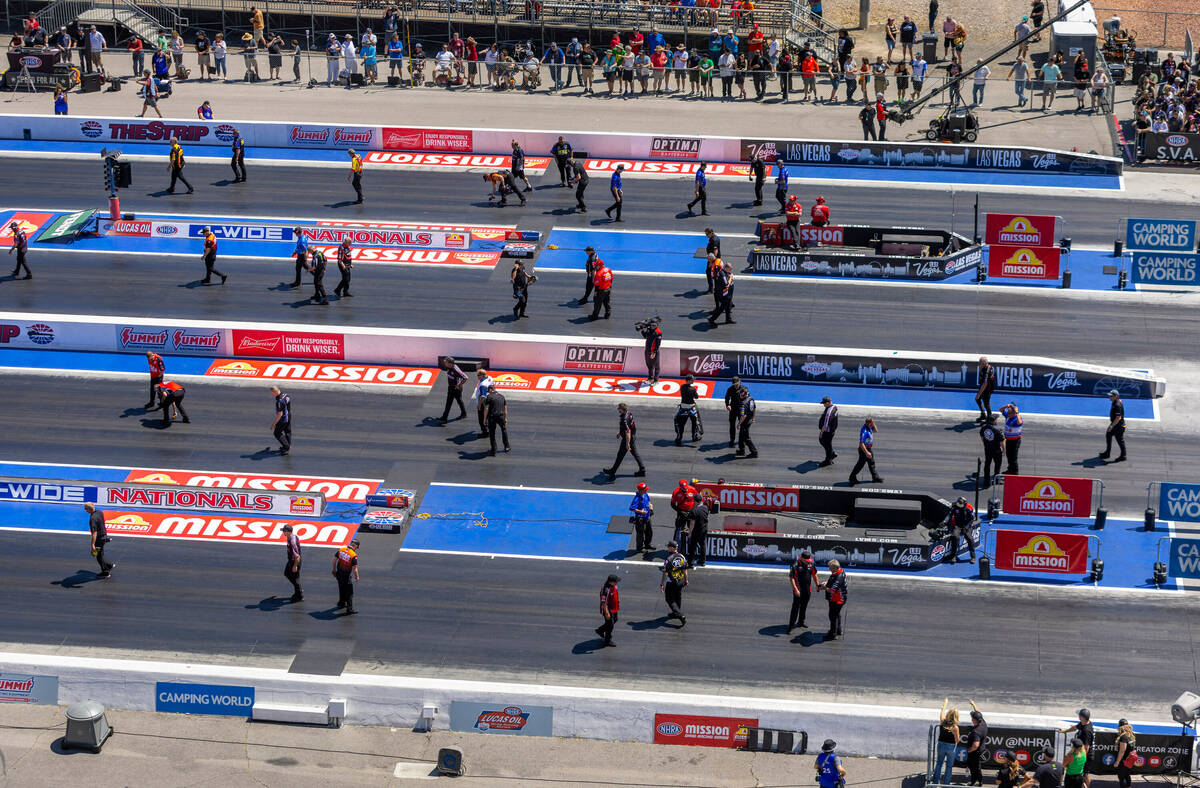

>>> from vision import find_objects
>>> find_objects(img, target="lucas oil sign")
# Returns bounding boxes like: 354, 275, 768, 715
449, 701, 553, 736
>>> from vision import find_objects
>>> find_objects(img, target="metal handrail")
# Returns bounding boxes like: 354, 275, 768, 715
35, 0, 98, 33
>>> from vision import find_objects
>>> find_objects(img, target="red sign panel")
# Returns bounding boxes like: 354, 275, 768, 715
308, 245, 499, 266
0, 211, 54, 246
382, 127, 474, 152
987, 245, 1062, 280
102, 510, 354, 547
984, 213, 1057, 246
488, 371, 714, 400
124, 469, 380, 503
653, 714, 757, 748
205, 359, 435, 387
691, 481, 801, 513
1001, 475, 1093, 518
993, 529, 1090, 573
231, 329, 345, 360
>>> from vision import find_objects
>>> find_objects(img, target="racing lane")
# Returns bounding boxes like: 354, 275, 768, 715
0, 372, 1194, 716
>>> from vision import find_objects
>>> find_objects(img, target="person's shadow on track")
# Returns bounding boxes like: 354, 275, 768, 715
791, 461, 824, 474
628, 616, 680, 631
178, 280, 210, 289
457, 449, 492, 461
571, 637, 611, 654
240, 448, 278, 461
325, 200, 361, 210
487, 314, 518, 325
51, 570, 99, 589
245, 595, 290, 612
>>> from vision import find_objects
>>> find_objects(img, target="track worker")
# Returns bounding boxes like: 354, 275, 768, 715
332, 538, 359, 614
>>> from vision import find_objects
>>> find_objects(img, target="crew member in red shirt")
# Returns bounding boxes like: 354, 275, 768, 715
595, 574, 620, 647
157, 380, 189, 427
628, 26, 644, 54
670, 479, 697, 554
589, 259, 613, 320
810, 196, 830, 226
748, 24, 764, 54
144, 351, 165, 409
784, 194, 803, 247
200, 225, 227, 285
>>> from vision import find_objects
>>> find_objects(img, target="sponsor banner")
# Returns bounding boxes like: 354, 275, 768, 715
382, 127, 473, 152
0, 480, 95, 504
694, 481, 801, 513
740, 138, 1120, 175
361, 509, 408, 533
124, 468, 379, 503
188, 224, 291, 242
232, 329, 345, 360
315, 219, 513, 242
678, 349, 1152, 397
309, 245, 500, 266
984, 214, 1057, 247
449, 702, 554, 736
957, 725, 1057, 770
1168, 537, 1200, 579
102, 510, 354, 546
116, 325, 226, 354
365, 489, 414, 508
151, 221, 186, 238
650, 136, 702, 160
99, 219, 153, 237
288, 125, 375, 148
100, 483, 324, 517
0, 673, 58, 705
563, 345, 628, 372
1139, 131, 1200, 163
1001, 475, 1093, 518
1131, 252, 1200, 285
704, 528, 951, 569
1162, 483, 1200, 524
156, 682, 254, 717
89, 120, 215, 143
489, 371, 714, 399
750, 246, 981, 280
0, 211, 55, 246
1092, 731, 1194, 776
206, 359, 435, 387
653, 714, 757, 748
987, 245, 1062, 280
1125, 218, 1197, 253
583, 159, 750, 177
363, 151, 551, 171
302, 227, 470, 249
992, 529, 1090, 573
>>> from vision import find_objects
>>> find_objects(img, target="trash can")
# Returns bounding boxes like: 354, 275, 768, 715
922, 33, 939, 63
63, 700, 113, 753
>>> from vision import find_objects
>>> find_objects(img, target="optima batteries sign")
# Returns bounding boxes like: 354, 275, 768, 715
156, 682, 254, 717
449, 702, 553, 736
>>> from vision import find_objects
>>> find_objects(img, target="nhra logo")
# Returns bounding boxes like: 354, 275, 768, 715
173, 329, 220, 350
1012, 535, 1069, 569
27, 323, 54, 345
1167, 135, 1188, 146
997, 219, 1045, 245
364, 509, 406, 524
80, 120, 103, 138
1019, 481, 1075, 515
214, 124, 238, 143
154, 224, 179, 236
656, 722, 683, 737
20, 55, 42, 68
120, 327, 168, 348
930, 543, 947, 562
1000, 248, 1047, 277
474, 706, 530, 731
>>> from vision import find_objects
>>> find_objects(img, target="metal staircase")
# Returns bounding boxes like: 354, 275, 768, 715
782, 0, 840, 64
37, 0, 188, 43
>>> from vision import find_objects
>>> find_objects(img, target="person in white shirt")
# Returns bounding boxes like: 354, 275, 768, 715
341, 35, 357, 75
910, 52, 927, 96
522, 53, 540, 88
213, 33, 227, 78
1007, 56, 1029, 106
718, 50, 736, 99
971, 58, 990, 105
169, 32, 184, 72
360, 28, 376, 48
88, 26, 106, 71
473, 369, 495, 436
435, 43, 455, 73
1151, 117, 1167, 132
767, 35, 781, 70
484, 43, 499, 86
1089, 68, 1108, 112
671, 45, 689, 92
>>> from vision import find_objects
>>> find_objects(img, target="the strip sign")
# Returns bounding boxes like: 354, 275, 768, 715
0, 477, 326, 517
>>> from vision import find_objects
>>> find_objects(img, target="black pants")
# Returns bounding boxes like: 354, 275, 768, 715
789, 589, 811, 628
148, 374, 162, 407
728, 411, 740, 445
1116, 765, 1132, 788
334, 267, 352, 296
775, 187, 787, 211
664, 581, 684, 617
645, 349, 660, 381
274, 421, 291, 451
967, 750, 983, 785
581, 271, 594, 302
311, 272, 327, 302
709, 293, 733, 323
610, 436, 644, 473
591, 288, 611, 319
721, 75, 733, 96
168, 166, 193, 192
335, 570, 354, 609
161, 391, 188, 424
442, 386, 466, 420
477, 402, 487, 432
351, 172, 363, 202
488, 415, 509, 452
780, 73, 790, 99
231, 154, 246, 181
878, 117, 887, 141
513, 288, 528, 317
688, 185, 707, 213
575, 180, 588, 209
633, 516, 653, 551
850, 446, 878, 481
555, 156, 571, 184
597, 611, 618, 642
862, 119, 877, 140
827, 600, 844, 635
983, 449, 1002, 486
607, 187, 622, 219
951, 526, 975, 561
1004, 438, 1020, 473
753, 74, 766, 98
499, 179, 526, 205
738, 421, 757, 455
819, 431, 836, 462
11, 248, 29, 277
284, 559, 302, 597
1105, 425, 1127, 458
292, 252, 307, 287
202, 251, 225, 282
976, 390, 993, 417
673, 511, 691, 555
675, 407, 702, 441
94, 540, 113, 573
687, 525, 707, 566
753, 177, 764, 203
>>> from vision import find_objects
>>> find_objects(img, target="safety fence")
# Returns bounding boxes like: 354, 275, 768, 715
1095, 6, 1200, 49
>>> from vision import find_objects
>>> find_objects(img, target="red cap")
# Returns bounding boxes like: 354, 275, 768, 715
679, 479, 688, 486
637, 482, 648, 491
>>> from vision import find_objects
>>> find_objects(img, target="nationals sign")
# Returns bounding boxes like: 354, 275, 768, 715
984, 213, 1056, 246
987, 245, 1062, 280
653, 714, 757, 748
992, 529, 1089, 573
1002, 475, 1093, 518
125, 468, 380, 503
693, 481, 800, 513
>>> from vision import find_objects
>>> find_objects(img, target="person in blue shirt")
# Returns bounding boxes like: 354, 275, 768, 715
849, 416, 883, 485
543, 42, 565, 91
290, 227, 309, 288
815, 740, 846, 788
774, 158, 789, 211
387, 33, 404, 78
646, 27, 666, 54
230, 128, 246, 182
53, 86, 68, 115
605, 163, 624, 222
152, 49, 170, 79
687, 161, 709, 215
628, 481, 654, 553
708, 29, 723, 58
723, 30, 739, 54
197, 100, 213, 119
564, 38, 581, 87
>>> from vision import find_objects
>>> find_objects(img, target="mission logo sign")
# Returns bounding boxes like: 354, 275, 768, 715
653, 713, 757, 748
992, 530, 1089, 574
1001, 475, 1093, 518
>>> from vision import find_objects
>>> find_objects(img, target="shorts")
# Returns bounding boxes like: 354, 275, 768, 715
886, 39, 895, 49
1042, 82, 1056, 96
944, 36, 953, 47
144, 94, 158, 107
803, 75, 815, 89
172, 52, 183, 66
197, 52, 211, 66
512, 168, 525, 179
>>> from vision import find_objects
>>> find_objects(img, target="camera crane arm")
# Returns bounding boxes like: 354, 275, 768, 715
892, 0, 1092, 124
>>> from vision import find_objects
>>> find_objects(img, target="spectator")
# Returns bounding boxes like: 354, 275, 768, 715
152, 48, 169, 79
341, 34, 357, 79
579, 42, 596, 94
809, 0, 823, 19
932, 700, 959, 786
464, 37, 478, 89
651, 45, 667, 95
138, 69, 162, 117
388, 33, 404, 80
718, 50, 735, 99
857, 57, 871, 103
484, 42, 498, 87
875, 93, 888, 139
267, 32, 284, 80
621, 45, 635, 95
291, 38, 301, 81
800, 50, 818, 101
899, 16, 917, 61
751, 49, 767, 99
951, 20, 967, 65
1039, 56, 1061, 110
688, 47, 701, 96
565, 37, 581, 87
629, 25, 644, 55
768, 34, 781, 71
54, 27, 74, 64
836, 28, 854, 69
602, 48, 617, 95
53, 86, 68, 115
735, 52, 748, 98
965, 702, 988, 787
128, 35, 144, 76
1014, 16, 1032, 59
1024, 747, 1063, 788
195, 31, 211, 80
634, 48, 651, 94
748, 24, 764, 60
646, 26, 666, 54
169, 30, 184, 75
249, 6, 265, 46
155, 29, 168, 53
723, 28, 739, 55
1008, 55, 1030, 107
1072, 52, 1089, 111
778, 48, 793, 101
1030, 0, 1045, 36
669, 43, 685, 92
544, 41, 564, 91
384, 5, 399, 37
325, 33, 340, 85
894, 59, 910, 102
871, 55, 888, 97
911, 51, 927, 97
942, 16, 956, 61
242, 35, 259, 81
450, 32, 464, 59
1114, 720, 1136, 788
997, 752, 1027, 788
213, 32, 227, 79
972, 58, 990, 105
361, 37, 377, 85
1064, 738, 1086, 788
884, 17, 898, 64
697, 50, 713, 97
87, 25, 106, 72
928, 0, 938, 33
1087, 67, 1107, 113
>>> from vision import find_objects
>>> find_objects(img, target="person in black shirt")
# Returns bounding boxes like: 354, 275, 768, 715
1100, 390, 1126, 462
484, 388, 510, 455
511, 260, 531, 318
307, 248, 329, 305
8, 223, 30, 279
819, 559, 847, 639
747, 151, 766, 205
603, 402, 645, 477
686, 502, 710, 567
334, 238, 354, 298
569, 159, 589, 212
1024, 748, 1063, 788
997, 752, 1027, 788
84, 502, 115, 578
980, 413, 1004, 487
818, 396, 838, 465
704, 227, 722, 259
578, 246, 599, 304
724, 376, 744, 447
642, 321, 662, 384
788, 550, 817, 632
966, 704, 988, 786
946, 497, 976, 563
270, 386, 292, 455
976, 356, 996, 421
674, 374, 703, 444
1060, 709, 1094, 786
736, 386, 758, 458
708, 262, 736, 325
511, 140, 532, 191
440, 356, 468, 422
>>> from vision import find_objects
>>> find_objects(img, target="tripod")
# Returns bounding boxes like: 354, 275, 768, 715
10, 62, 37, 93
